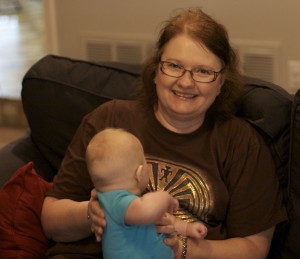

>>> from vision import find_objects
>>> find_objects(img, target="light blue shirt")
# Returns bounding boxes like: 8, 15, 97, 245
98, 190, 174, 259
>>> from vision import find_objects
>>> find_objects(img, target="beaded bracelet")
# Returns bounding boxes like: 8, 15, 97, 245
180, 236, 188, 259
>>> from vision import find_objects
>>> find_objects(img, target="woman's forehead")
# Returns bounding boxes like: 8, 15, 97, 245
161, 34, 223, 69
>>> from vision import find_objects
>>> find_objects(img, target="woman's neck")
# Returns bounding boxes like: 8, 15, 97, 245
154, 109, 204, 134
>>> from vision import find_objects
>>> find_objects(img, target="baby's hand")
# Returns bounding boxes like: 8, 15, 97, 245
187, 222, 208, 239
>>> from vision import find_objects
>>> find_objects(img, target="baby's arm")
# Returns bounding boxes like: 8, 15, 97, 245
184, 220, 207, 239
125, 191, 178, 225
167, 214, 207, 239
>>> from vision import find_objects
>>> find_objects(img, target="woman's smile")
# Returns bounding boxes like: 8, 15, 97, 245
171, 89, 198, 99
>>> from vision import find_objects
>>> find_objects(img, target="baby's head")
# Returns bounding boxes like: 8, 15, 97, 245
86, 128, 149, 194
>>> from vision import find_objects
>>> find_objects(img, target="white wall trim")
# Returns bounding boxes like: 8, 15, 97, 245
43, 0, 59, 54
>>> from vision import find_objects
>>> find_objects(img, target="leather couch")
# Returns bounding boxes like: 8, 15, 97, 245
0, 55, 299, 258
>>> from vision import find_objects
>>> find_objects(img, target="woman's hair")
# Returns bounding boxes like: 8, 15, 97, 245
138, 7, 243, 120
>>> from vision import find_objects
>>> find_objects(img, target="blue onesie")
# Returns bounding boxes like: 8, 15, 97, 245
98, 190, 174, 259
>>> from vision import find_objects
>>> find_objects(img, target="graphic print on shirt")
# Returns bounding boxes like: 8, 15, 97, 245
146, 156, 213, 224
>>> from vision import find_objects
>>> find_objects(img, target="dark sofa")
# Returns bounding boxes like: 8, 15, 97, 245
0, 55, 299, 258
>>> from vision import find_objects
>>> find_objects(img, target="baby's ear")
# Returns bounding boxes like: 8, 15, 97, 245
135, 164, 144, 183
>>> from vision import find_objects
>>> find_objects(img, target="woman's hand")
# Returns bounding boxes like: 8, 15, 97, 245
156, 213, 180, 258
88, 189, 107, 242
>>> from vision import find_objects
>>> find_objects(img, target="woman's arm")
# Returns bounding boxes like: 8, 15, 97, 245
41, 190, 107, 243
185, 227, 274, 259
41, 196, 93, 242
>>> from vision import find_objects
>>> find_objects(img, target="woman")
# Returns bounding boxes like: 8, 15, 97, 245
42, 8, 287, 258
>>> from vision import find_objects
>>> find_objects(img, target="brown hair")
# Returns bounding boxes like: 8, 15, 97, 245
138, 7, 243, 120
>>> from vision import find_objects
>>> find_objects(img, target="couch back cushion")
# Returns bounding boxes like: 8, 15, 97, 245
237, 77, 293, 195
22, 55, 141, 178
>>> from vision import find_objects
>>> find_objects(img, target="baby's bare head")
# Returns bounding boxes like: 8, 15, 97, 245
86, 128, 145, 192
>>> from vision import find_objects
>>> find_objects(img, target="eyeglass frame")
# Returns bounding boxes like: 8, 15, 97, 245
159, 61, 224, 83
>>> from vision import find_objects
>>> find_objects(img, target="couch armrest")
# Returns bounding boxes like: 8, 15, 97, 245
279, 88, 300, 258
0, 133, 55, 188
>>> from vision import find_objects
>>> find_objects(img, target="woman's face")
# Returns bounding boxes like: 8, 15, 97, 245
154, 34, 224, 133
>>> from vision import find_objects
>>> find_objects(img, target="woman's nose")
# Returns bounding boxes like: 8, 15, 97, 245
177, 70, 195, 88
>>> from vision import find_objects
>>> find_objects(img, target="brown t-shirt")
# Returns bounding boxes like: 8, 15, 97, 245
47, 99, 287, 256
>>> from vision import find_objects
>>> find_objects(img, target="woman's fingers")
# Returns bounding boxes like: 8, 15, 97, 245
156, 224, 175, 235
164, 233, 181, 259
88, 189, 107, 242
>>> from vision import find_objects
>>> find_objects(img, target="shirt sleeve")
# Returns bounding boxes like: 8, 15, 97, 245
223, 123, 287, 237
100, 191, 137, 227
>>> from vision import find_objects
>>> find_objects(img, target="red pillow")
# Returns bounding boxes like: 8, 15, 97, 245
0, 162, 53, 258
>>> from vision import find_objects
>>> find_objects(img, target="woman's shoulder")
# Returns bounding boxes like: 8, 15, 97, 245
88, 99, 141, 117
83, 99, 145, 131
216, 116, 254, 131
212, 116, 270, 160
214, 116, 260, 142
99, 99, 140, 111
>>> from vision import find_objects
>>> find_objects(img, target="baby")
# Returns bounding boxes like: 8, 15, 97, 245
86, 128, 207, 259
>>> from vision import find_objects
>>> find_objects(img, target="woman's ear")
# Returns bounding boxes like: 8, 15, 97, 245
217, 76, 225, 95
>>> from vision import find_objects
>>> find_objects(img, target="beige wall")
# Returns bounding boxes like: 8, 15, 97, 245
44, 0, 300, 92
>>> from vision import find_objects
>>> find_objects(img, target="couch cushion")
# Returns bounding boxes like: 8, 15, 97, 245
0, 136, 56, 188
238, 77, 293, 192
22, 55, 141, 178
0, 162, 52, 258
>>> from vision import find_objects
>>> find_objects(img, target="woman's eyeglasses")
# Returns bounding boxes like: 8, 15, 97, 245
160, 61, 223, 83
